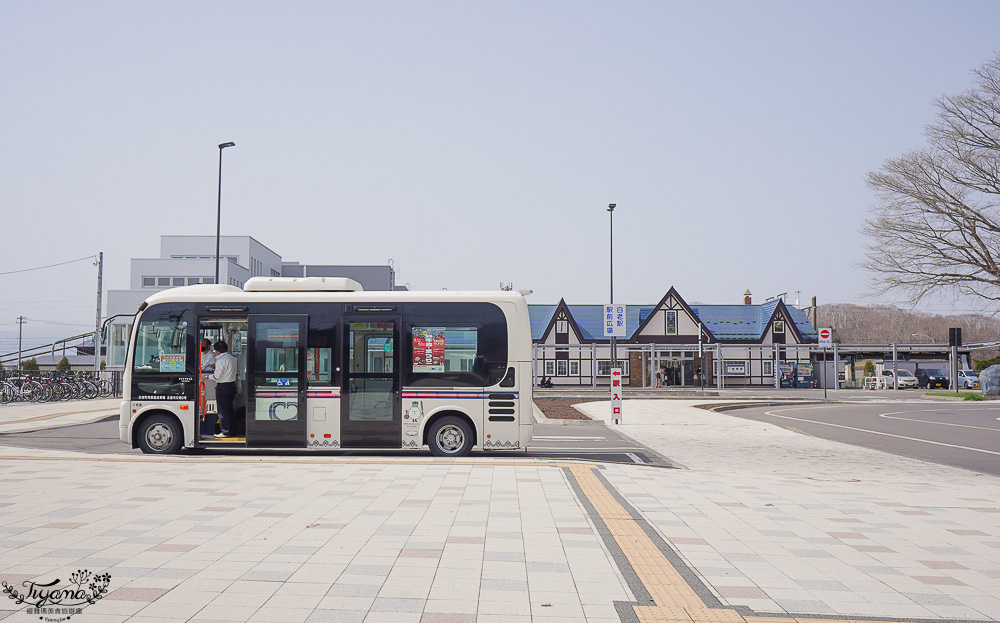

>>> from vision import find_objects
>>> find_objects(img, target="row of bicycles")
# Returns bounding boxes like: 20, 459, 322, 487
0, 373, 119, 404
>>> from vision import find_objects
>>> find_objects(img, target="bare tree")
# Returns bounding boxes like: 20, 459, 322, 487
863, 54, 1000, 305
820, 302, 1000, 351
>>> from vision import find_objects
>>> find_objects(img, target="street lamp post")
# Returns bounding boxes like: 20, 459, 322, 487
608, 203, 616, 372
215, 142, 236, 284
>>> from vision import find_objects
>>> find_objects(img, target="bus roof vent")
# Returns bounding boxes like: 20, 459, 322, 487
244, 277, 364, 292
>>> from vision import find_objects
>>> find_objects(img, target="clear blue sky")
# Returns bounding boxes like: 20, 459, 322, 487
2, 1, 999, 351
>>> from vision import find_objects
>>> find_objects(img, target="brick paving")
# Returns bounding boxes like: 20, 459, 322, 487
0, 398, 997, 622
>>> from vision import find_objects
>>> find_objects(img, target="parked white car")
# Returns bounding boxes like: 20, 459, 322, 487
881, 369, 919, 389
958, 369, 980, 389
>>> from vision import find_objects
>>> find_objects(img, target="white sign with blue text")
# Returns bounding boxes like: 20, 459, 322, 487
604, 304, 626, 337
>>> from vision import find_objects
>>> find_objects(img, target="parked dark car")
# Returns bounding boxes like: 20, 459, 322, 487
915, 368, 950, 389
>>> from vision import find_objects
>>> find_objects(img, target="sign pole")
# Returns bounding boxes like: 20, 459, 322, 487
818, 328, 833, 399
822, 347, 827, 400
605, 302, 626, 423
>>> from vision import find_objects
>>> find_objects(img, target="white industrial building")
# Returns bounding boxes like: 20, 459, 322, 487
105, 235, 401, 369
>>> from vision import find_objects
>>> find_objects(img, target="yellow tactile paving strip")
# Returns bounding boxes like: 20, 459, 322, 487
569, 465, 917, 623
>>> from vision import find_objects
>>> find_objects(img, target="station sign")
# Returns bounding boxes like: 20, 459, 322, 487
610, 367, 622, 424
604, 304, 626, 337
724, 362, 747, 376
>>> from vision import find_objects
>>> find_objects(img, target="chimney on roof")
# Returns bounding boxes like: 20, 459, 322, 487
743, 289, 752, 305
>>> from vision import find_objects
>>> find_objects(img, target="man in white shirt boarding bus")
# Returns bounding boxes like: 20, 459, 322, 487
200, 338, 216, 372
212, 341, 238, 437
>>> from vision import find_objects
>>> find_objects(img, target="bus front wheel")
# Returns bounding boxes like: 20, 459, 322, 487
137, 415, 182, 454
428, 416, 473, 457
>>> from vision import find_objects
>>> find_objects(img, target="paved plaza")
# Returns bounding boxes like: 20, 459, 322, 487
0, 398, 998, 622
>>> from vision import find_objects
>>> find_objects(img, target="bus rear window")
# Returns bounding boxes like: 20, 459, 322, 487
133, 320, 189, 373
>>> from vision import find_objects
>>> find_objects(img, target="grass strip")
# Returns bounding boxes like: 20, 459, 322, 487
925, 391, 985, 401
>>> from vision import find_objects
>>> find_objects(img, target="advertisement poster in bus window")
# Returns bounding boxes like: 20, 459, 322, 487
412, 328, 446, 373
159, 354, 185, 372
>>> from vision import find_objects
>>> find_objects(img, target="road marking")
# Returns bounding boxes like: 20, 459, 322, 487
626, 452, 645, 464
532, 435, 607, 440
878, 408, 1000, 433
529, 446, 644, 451
763, 407, 1000, 457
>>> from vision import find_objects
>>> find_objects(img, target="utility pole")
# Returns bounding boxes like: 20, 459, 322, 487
698, 323, 705, 395
94, 252, 104, 374
16, 316, 26, 370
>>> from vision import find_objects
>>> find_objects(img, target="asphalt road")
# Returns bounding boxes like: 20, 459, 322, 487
726, 402, 1000, 476
0, 417, 675, 467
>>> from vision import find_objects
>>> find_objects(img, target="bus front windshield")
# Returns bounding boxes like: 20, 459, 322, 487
133, 318, 189, 374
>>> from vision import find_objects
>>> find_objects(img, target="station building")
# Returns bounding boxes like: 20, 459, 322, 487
529, 288, 819, 387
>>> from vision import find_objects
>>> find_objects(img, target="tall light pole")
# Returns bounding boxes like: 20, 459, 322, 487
93, 252, 103, 374
608, 203, 616, 371
215, 142, 236, 284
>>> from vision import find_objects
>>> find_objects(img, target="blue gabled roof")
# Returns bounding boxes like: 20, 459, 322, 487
690, 300, 814, 341
527, 300, 817, 343
787, 305, 818, 340
760, 299, 780, 322
563, 305, 644, 340
565, 305, 605, 340
637, 305, 656, 325
526, 304, 646, 341
689, 305, 762, 340
528, 305, 557, 340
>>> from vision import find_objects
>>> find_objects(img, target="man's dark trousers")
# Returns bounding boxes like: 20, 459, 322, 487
216, 381, 237, 436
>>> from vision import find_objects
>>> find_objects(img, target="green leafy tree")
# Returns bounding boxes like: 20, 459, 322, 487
21, 358, 39, 371
863, 360, 876, 378
56, 356, 72, 372
974, 356, 1000, 372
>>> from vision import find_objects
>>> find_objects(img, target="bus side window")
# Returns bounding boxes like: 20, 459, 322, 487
308, 322, 337, 385
307, 348, 333, 384
483, 303, 509, 386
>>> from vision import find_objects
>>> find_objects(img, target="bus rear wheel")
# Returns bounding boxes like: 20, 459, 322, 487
137, 415, 182, 454
428, 416, 473, 457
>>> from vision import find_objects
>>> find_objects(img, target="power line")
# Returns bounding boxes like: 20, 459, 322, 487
0, 299, 91, 304
0, 255, 96, 276
0, 305, 94, 311
23, 317, 94, 328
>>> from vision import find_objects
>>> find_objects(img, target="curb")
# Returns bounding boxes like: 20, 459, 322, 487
532, 402, 604, 426
0, 411, 119, 435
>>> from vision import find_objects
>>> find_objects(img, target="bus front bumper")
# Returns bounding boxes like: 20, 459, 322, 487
119, 401, 130, 444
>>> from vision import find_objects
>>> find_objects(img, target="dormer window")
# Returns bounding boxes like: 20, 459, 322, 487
773, 320, 785, 334
556, 320, 568, 334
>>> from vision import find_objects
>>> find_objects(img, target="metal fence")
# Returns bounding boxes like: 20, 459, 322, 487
0, 370, 122, 403
532, 341, 989, 390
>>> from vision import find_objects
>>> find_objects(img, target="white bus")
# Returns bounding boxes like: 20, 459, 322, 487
119, 277, 533, 456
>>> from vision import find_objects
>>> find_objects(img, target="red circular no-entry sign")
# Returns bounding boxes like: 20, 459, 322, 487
820, 329, 830, 339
